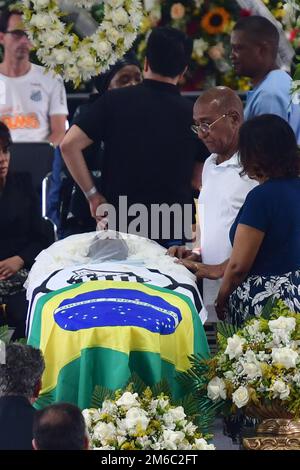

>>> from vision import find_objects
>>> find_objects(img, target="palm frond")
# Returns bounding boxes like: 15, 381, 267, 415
125, 372, 148, 396
90, 385, 115, 409
150, 378, 172, 398
217, 321, 239, 339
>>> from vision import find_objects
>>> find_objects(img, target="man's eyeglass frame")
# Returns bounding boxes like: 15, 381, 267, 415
191, 113, 229, 135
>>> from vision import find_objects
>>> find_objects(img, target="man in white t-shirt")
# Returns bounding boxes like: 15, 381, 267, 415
0, 9, 68, 144
168, 87, 257, 321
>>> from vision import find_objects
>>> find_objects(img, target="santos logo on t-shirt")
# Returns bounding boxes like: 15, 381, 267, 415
30, 90, 42, 102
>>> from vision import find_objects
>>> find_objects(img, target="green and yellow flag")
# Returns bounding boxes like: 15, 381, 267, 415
28, 280, 209, 409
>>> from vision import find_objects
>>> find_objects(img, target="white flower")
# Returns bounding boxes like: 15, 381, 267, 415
224, 370, 235, 381
93, 421, 116, 444
30, 13, 49, 29
32, 0, 49, 8
242, 361, 262, 380
271, 380, 290, 400
207, 376, 227, 401
82, 409, 94, 429
39, 30, 64, 48
245, 320, 261, 337
193, 38, 209, 60
225, 334, 246, 360
193, 438, 215, 450
269, 316, 296, 333
124, 407, 149, 432
101, 400, 118, 415
232, 386, 249, 408
111, 8, 129, 26
116, 391, 140, 409
105, 26, 122, 45
167, 406, 186, 422
272, 347, 299, 369
162, 430, 185, 450
94, 40, 112, 58
107, 0, 124, 8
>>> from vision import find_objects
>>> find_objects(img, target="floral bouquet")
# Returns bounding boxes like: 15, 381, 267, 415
82, 387, 215, 450
205, 301, 300, 416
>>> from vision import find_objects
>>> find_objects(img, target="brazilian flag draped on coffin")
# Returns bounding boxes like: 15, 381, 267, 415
28, 280, 209, 409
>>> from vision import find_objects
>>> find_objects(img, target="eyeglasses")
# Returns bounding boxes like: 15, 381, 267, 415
191, 113, 228, 135
5, 29, 29, 39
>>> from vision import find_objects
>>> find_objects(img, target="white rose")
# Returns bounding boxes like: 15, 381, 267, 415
78, 55, 96, 72
116, 391, 139, 409
124, 407, 149, 432
225, 334, 246, 360
269, 316, 296, 333
168, 406, 186, 423
162, 430, 185, 450
93, 421, 116, 444
101, 400, 118, 415
193, 438, 215, 450
207, 377, 227, 401
271, 380, 290, 400
232, 386, 249, 408
111, 8, 129, 26
94, 40, 112, 58
30, 13, 49, 29
52, 48, 70, 64
272, 347, 299, 369
40, 31, 63, 48
106, 27, 122, 45
242, 362, 262, 380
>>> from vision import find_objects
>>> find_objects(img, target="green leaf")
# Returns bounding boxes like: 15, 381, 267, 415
217, 321, 239, 339
261, 296, 277, 319
90, 385, 115, 409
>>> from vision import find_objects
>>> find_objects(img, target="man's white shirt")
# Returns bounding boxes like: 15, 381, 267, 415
0, 64, 68, 142
198, 152, 258, 321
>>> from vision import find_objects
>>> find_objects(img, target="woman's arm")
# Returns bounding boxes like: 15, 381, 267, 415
215, 223, 265, 318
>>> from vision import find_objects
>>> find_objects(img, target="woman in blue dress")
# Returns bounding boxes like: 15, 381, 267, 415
215, 114, 300, 325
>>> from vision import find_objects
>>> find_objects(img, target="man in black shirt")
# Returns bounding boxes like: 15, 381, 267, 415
61, 27, 209, 247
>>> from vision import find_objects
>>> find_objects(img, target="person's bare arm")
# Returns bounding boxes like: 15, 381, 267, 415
48, 115, 67, 146
215, 224, 265, 319
60, 124, 107, 218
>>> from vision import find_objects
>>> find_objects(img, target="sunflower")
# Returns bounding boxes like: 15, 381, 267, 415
201, 7, 231, 35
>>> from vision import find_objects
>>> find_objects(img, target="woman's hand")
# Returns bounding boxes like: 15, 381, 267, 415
214, 297, 228, 320
0, 256, 24, 280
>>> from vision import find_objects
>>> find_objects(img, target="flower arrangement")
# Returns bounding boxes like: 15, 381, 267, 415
139, 0, 287, 90
20, 0, 143, 86
193, 300, 300, 417
83, 386, 215, 450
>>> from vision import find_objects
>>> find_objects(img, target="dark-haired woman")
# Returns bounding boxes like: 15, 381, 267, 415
215, 114, 300, 325
0, 122, 49, 338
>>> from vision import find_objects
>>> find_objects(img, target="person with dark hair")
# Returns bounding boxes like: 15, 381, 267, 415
0, 121, 50, 338
61, 26, 209, 248
215, 114, 300, 324
0, 343, 45, 449
47, 53, 142, 235
0, 8, 67, 144
32, 403, 89, 450
231, 15, 300, 142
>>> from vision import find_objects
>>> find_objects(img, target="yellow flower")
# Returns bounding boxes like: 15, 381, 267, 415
170, 3, 185, 20
201, 7, 231, 35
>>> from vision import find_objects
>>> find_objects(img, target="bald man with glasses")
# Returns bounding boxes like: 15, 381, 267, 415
168, 86, 257, 322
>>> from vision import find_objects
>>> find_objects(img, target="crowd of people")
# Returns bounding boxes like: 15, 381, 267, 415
1, 6, 300, 449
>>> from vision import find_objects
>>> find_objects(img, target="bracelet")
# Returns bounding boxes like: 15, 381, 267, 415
84, 186, 98, 200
